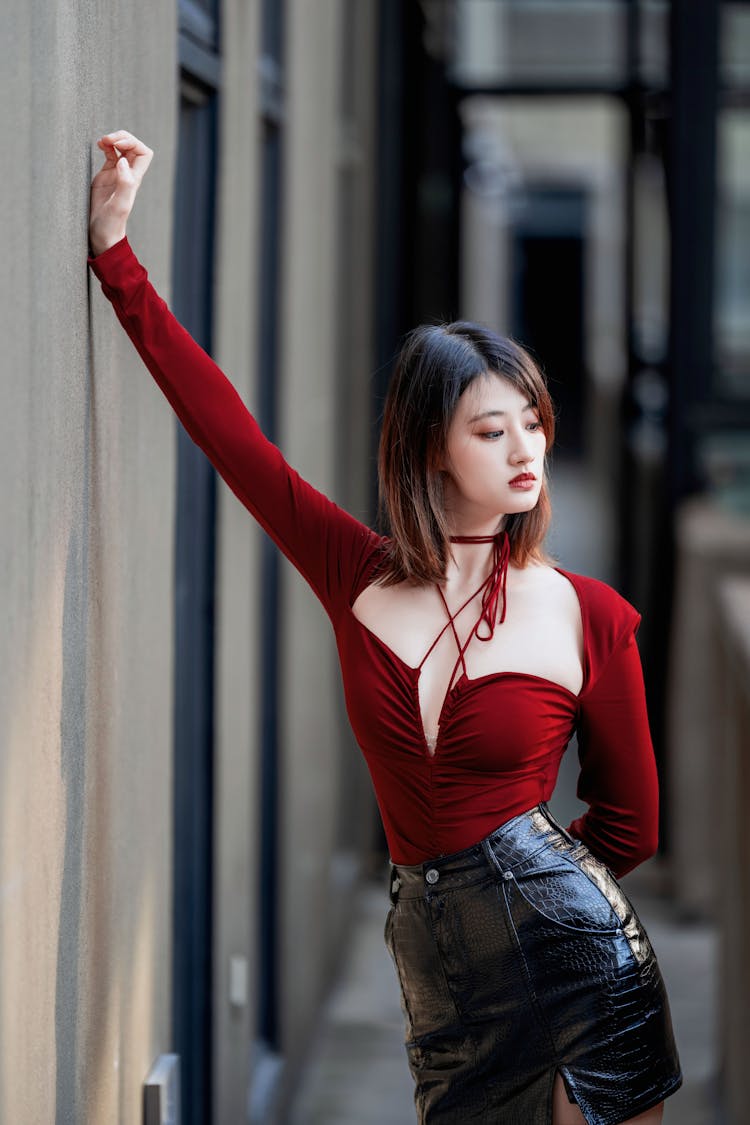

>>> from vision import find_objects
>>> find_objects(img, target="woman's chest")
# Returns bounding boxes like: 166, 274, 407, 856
335, 604, 580, 764
349, 566, 586, 698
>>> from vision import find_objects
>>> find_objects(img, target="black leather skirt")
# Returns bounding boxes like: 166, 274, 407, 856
384, 803, 682, 1124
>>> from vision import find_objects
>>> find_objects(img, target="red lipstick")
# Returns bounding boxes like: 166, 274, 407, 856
509, 472, 537, 490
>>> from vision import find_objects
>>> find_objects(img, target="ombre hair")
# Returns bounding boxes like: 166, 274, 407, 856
376, 320, 559, 586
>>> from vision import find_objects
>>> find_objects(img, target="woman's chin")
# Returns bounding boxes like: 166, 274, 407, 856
504, 492, 541, 510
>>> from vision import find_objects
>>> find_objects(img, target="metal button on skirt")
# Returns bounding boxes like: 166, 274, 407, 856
384, 803, 683, 1124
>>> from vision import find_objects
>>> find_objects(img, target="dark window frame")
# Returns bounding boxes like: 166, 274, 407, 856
171, 6, 222, 1125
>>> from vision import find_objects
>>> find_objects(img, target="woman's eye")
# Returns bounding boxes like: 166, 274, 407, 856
478, 422, 542, 440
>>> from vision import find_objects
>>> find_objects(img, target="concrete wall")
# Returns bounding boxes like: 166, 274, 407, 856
211, 1, 263, 1121
212, 2, 380, 1115
1, 0, 380, 1120
279, 4, 344, 1067
0, 2, 177, 1123
276, 0, 378, 1107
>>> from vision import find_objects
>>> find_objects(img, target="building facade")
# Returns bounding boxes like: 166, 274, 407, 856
1, 1, 380, 1122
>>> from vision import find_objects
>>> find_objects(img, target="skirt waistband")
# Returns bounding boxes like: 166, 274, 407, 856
388, 803, 578, 903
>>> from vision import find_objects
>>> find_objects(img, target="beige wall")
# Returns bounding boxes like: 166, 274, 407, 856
0, 2, 177, 1123
1, 0, 380, 1120
277, 0, 378, 1103
212, 0, 263, 1121
212, 0, 379, 1114
279, 0, 345, 1065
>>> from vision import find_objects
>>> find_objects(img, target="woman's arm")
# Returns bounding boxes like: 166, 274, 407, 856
88, 133, 378, 617
566, 617, 660, 879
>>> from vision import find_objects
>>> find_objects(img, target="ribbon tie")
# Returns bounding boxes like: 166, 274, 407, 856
448, 528, 510, 640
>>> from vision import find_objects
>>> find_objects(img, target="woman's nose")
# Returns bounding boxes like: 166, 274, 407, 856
511, 435, 534, 463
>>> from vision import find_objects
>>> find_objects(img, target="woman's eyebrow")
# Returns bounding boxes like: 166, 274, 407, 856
467, 402, 534, 423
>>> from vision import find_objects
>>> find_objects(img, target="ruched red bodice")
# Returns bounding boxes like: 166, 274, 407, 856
89, 238, 660, 877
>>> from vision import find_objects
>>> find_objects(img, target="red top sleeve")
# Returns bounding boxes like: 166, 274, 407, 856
566, 606, 659, 878
88, 237, 380, 618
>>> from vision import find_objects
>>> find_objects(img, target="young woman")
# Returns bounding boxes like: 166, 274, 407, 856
89, 131, 682, 1124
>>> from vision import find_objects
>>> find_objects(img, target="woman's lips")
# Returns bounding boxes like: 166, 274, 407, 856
509, 479, 536, 490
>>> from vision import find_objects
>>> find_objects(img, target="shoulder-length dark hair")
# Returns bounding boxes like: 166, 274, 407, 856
376, 320, 559, 586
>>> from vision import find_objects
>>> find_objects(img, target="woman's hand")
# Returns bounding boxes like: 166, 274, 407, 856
89, 131, 154, 257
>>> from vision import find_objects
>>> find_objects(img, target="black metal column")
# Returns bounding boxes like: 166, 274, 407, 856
635, 0, 720, 839
666, 0, 720, 507
254, 0, 285, 1083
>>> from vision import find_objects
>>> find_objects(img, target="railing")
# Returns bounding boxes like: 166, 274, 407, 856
667, 495, 750, 919
715, 572, 750, 1123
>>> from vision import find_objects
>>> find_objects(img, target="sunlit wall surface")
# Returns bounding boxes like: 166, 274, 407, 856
0, 2, 380, 1123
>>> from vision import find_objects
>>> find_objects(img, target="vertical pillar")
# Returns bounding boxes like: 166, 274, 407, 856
666, 0, 719, 504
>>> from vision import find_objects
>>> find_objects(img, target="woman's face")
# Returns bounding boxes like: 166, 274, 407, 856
441, 372, 547, 529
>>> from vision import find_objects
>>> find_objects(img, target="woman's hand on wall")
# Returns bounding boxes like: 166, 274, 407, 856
89, 131, 153, 257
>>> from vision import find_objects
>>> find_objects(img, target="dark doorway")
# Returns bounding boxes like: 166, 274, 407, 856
510, 187, 587, 459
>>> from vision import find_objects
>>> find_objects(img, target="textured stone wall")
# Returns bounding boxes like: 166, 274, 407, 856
0, 2, 177, 1121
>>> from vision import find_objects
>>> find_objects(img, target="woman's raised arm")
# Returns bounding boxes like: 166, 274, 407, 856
88, 133, 379, 619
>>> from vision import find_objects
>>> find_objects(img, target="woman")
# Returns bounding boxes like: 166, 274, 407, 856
88, 131, 682, 1124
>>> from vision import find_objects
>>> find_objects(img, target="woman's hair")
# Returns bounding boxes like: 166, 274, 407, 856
376, 320, 559, 586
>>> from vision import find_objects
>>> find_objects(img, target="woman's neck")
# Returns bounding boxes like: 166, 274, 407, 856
444, 532, 505, 590
445, 516, 506, 540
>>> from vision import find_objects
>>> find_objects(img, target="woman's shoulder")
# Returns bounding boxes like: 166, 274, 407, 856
554, 564, 640, 617
551, 564, 642, 667
348, 530, 392, 599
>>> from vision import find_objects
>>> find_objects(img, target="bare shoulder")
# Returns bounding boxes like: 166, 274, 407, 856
510, 561, 584, 630
510, 560, 576, 597
351, 574, 447, 668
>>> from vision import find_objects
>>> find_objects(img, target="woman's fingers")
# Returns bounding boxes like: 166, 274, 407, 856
97, 131, 153, 181
98, 130, 148, 151
96, 139, 122, 169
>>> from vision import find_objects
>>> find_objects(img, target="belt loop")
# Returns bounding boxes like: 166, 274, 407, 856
389, 864, 401, 905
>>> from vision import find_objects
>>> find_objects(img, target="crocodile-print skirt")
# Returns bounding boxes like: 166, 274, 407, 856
384, 803, 682, 1124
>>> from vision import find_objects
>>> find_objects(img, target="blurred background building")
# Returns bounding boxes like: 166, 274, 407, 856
1, 1, 749, 1123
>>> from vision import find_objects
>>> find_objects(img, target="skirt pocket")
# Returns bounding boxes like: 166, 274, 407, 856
507, 849, 625, 937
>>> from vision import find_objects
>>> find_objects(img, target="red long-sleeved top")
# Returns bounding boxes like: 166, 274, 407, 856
89, 237, 660, 877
